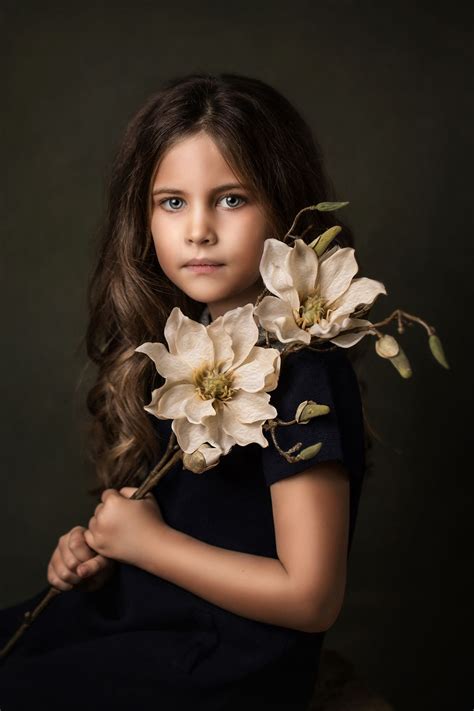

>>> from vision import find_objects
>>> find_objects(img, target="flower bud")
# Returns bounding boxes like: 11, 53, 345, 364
295, 442, 323, 461
388, 347, 412, 379
182, 450, 207, 474
308, 225, 342, 257
428, 334, 450, 369
375, 334, 400, 359
182, 444, 222, 474
295, 400, 330, 423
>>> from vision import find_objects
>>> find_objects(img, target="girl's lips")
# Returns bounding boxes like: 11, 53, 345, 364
184, 264, 224, 273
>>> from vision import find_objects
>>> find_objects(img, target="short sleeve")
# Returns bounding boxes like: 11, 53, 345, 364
261, 347, 345, 487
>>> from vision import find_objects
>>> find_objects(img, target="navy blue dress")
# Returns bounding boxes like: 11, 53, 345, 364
0, 344, 366, 710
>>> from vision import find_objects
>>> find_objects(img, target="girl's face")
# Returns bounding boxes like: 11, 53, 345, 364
149, 131, 271, 321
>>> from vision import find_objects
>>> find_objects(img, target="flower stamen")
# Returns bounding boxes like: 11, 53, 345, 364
294, 291, 327, 329
193, 361, 236, 401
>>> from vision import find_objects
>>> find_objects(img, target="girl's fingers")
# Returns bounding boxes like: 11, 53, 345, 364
67, 526, 98, 563
47, 560, 81, 590
77, 554, 110, 578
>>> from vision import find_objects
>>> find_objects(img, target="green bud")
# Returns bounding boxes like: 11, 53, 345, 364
295, 400, 330, 423
295, 442, 323, 461
308, 225, 342, 257
388, 346, 412, 379
313, 201, 350, 212
428, 334, 450, 369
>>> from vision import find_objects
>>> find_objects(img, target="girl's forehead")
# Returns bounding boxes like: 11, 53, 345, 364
151, 136, 245, 189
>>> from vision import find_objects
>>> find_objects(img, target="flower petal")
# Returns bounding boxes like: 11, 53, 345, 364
155, 383, 198, 419
254, 295, 311, 344
206, 317, 235, 371
164, 307, 214, 369
171, 416, 214, 454
330, 277, 387, 320
220, 401, 270, 448
204, 409, 240, 455
228, 389, 278, 423
182, 393, 217, 424
329, 318, 377, 348
287, 239, 319, 301
221, 304, 260, 369
318, 247, 359, 306
318, 244, 340, 264
259, 239, 300, 308
232, 346, 281, 392
135, 341, 192, 381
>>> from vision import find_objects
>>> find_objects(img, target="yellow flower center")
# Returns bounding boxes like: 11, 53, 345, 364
193, 362, 236, 401
294, 291, 328, 328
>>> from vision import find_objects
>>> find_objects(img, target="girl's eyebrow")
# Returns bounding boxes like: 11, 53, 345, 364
152, 182, 247, 197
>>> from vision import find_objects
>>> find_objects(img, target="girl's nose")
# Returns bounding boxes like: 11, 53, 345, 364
187, 206, 217, 245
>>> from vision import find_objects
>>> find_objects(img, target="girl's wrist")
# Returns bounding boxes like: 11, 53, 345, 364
132, 520, 173, 575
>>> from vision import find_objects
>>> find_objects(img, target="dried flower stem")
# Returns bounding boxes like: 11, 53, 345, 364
370, 308, 436, 337
263, 419, 304, 463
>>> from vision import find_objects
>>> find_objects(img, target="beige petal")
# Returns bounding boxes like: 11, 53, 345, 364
221, 401, 270, 448
329, 318, 377, 348
318, 247, 359, 306
259, 239, 300, 308
330, 277, 387, 321
231, 346, 281, 392
142, 382, 172, 419
206, 317, 235, 370
134, 341, 192, 381
263, 350, 282, 391
171, 416, 216, 454
318, 244, 340, 264
163, 307, 184, 356
254, 295, 311, 344
156, 383, 198, 419
228, 389, 278, 424
197, 443, 223, 468
165, 307, 214, 369
182, 393, 217, 424
204, 410, 240, 455
307, 319, 341, 339
287, 239, 319, 302
221, 304, 260, 369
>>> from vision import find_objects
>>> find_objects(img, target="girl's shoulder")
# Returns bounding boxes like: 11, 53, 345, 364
261, 345, 364, 488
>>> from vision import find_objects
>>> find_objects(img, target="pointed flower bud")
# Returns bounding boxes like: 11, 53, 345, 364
295, 400, 330, 423
428, 334, 450, 369
388, 346, 412, 379
375, 334, 400, 359
313, 201, 350, 212
295, 442, 323, 461
308, 225, 342, 257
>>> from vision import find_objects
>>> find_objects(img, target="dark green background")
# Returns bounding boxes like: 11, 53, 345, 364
2, 2, 472, 709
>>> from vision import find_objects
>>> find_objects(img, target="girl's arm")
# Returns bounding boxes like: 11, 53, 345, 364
136, 460, 350, 633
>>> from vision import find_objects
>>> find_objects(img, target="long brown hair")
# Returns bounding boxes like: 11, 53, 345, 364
80, 71, 374, 498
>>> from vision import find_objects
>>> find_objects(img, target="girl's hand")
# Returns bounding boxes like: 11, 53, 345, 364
83, 487, 166, 568
47, 525, 116, 593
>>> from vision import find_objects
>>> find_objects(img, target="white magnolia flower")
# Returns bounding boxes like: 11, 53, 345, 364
135, 303, 281, 456
254, 238, 387, 348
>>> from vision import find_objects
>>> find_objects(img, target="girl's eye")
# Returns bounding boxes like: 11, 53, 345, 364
218, 194, 247, 209
160, 197, 184, 211
158, 194, 247, 212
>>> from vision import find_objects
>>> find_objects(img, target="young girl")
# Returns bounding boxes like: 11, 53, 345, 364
0, 72, 368, 710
